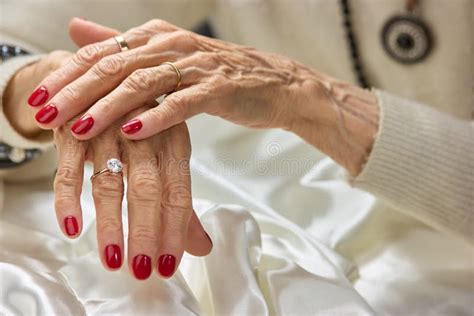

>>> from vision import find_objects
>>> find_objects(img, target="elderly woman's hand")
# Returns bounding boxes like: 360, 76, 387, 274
29, 18, 318, 137
4, 40, 212, 281
29, 18, 379, 176
54, 112, 212, 279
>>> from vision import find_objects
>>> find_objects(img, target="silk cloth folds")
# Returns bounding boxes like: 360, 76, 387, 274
1, 115, 472, 315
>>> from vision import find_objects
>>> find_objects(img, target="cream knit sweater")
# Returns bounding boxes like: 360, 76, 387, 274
0, 0, 472, 245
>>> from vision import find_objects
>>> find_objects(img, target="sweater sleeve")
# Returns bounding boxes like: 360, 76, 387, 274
352, 90, 474, 245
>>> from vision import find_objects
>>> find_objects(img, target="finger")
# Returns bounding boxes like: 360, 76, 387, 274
185, 210, 213, 257
35, 32, 193, 130
67, 55, 206, 140
53, 126, 87, 238
28, 19, 177, 108
91, 133, 125, 271
69, 18, 120, 47
122, 84, 209, 140
125, 139, 162, 280
156, 124, 193, 278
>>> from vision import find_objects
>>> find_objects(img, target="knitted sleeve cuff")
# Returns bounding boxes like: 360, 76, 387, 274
351, 90, 474, 245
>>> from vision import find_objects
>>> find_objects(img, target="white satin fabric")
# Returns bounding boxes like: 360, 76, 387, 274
1, 115, 473, 315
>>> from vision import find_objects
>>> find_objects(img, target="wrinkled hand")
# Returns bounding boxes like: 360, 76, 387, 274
3, 50, 71, 138
29, 18, 322, 141
54, 112, 212, 279
4, 30, 212, 281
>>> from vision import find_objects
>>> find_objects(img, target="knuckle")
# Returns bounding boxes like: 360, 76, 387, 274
164, 95, 187, 121
129, 224, 158, 244
162, 179, 191, 212
61, 85, 82, 103
123, 69, 157, 92
92, 174, 124, 199
73, 44, 103, 68
150, 18, 167, 29
96, 216, 122, 234
54, 165, 81, 190
92, 55, 125, 79
128, 170, 161, 202
174, 30, 194, 44
147, 18, 173, 31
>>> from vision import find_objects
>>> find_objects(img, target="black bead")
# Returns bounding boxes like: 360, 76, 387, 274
396, 33, 415, 50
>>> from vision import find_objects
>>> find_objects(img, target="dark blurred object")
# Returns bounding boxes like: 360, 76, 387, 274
193, 21, 216, 38
0, 44, 29, 63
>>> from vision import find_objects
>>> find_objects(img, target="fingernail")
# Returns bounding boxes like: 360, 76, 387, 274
132, 254, 152, 280
105, 244, 122, 269
64, 216, 79, 236
71, 114, 94, 134
121, 119, 143, 134
35, 104, 58, 124
28, 86, 49, 107
78, 16, 88, 21
158, 254, 176, 278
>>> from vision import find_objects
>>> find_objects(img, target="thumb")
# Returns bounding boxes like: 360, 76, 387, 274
68, 17, 120, 47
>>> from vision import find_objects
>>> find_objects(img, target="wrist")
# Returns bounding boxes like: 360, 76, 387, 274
3, 63, 45, 138
291, 74, 379, 176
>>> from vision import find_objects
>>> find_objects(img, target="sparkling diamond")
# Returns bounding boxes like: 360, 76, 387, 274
107, 158, 123, 173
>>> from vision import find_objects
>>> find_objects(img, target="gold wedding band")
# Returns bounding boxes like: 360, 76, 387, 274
114, 35, 129, 52
162, 62, 182, 92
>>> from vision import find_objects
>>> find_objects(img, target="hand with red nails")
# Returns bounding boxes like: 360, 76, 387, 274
54, 111, 212, 280
29, 18, 319, 140
30, 17, 379, 176
5, 20, 213, 281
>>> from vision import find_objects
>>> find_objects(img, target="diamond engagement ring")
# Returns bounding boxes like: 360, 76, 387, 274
90, 158, 123, 181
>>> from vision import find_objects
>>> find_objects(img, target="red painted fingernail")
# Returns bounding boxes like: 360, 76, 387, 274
121, 119, 143, 134
28, 86, 49, 107
64, 216, 79, 236
158, 254, 176, 278
105, 244, 122, 269
133, 255, 152, 280
71, 114, 94, 134
35, 104, 58, 124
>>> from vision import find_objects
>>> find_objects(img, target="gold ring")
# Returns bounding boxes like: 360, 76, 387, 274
162, 62, 182, 92
90, 158, 123, 181
114, 35, 129, 52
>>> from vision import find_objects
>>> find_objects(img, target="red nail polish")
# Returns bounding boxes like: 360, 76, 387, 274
105, 244, 122, 269
133, 255, 152, 280
71, 114, 94, 134
35, 104, 58, 124
158, 254, 176, 278
64, 216, 79, 236
28, 86, 49, 107
121, 119, 143, 134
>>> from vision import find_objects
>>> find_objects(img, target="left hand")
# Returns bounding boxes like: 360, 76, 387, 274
28, 18, 321, 140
